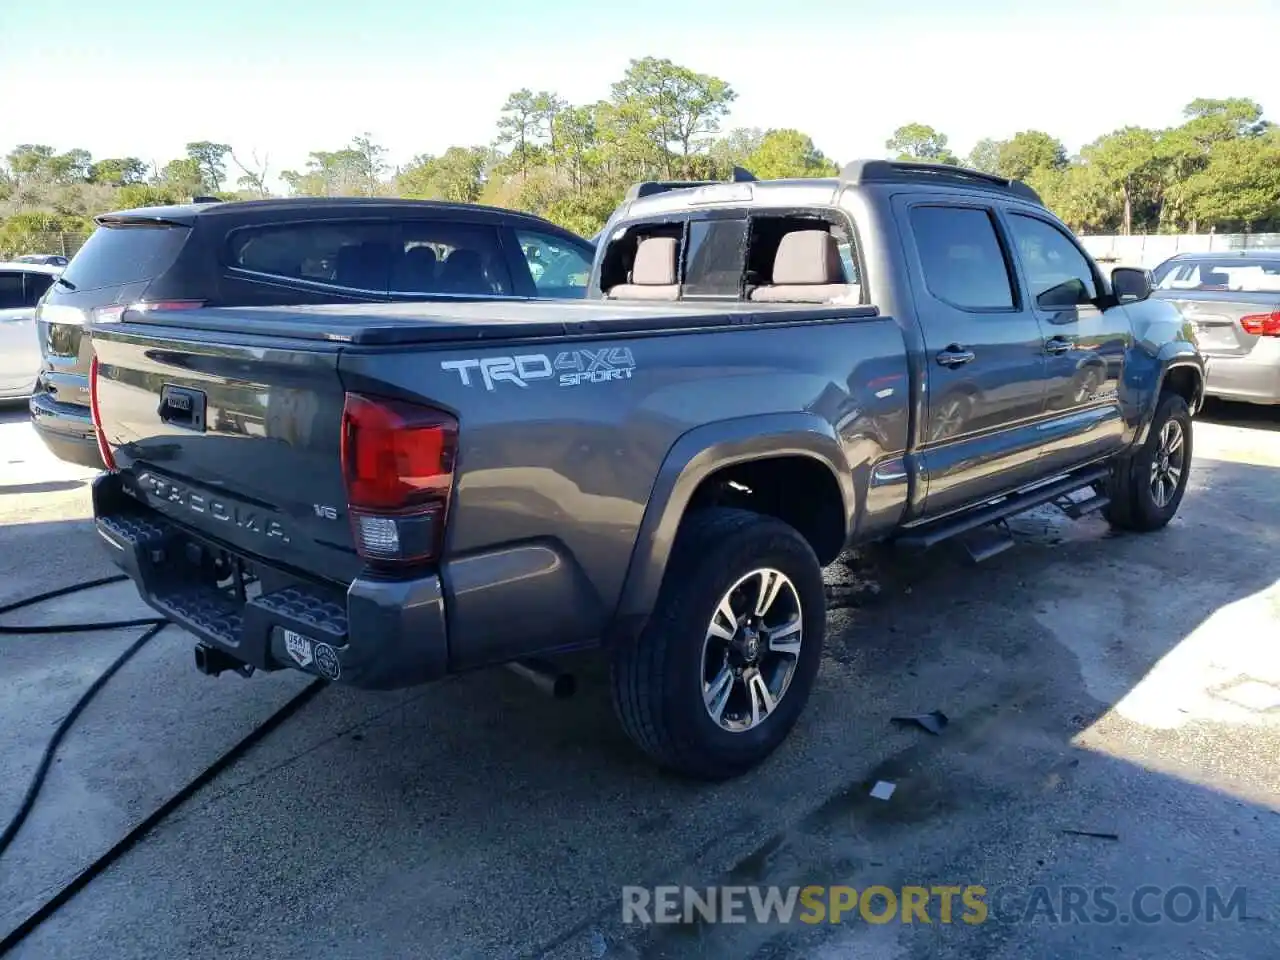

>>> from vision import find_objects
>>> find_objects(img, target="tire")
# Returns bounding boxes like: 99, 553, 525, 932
609, 507, 827, 780
1103, 391, 1193, 532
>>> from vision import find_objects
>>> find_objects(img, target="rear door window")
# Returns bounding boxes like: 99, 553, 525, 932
909, 206, 1016, 310
393, 221, 511, 296
682, 218, 748, 298
228, 221, 393, 296
58, 223, 191, 293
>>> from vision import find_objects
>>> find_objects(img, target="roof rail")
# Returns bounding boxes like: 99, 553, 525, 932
623, 165, 758, 202
839, 159, 1043, 205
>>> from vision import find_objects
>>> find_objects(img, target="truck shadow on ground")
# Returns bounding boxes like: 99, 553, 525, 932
1, 458, 1277, 960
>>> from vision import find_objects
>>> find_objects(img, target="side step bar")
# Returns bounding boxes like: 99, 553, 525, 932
895, 466, 1111, 552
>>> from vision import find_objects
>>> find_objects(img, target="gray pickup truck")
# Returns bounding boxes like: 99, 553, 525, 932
88, 160, 1204, 780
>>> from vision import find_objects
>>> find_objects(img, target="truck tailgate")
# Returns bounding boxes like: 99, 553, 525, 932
90, 323, 360, 584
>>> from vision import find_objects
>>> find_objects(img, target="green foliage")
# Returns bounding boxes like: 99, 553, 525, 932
89, 157, 148, 187
185, 141, 232, 192
397, 147, 490, 203
115, 183, 182, 210
1, 65, 1278, 245
0, 211, 93, 256
744, 130, 837, 180
886, 124, 959, 165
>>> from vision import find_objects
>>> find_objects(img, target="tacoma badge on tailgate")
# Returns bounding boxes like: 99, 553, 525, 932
134, 471, 291, 543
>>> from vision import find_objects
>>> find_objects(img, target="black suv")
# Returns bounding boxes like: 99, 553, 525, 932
31, 197, 596, 468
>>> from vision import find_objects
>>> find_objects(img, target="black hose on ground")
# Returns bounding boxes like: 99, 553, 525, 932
0, 574, 324, 955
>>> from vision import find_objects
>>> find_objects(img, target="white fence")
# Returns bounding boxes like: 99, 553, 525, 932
1078, 233, 1280, 269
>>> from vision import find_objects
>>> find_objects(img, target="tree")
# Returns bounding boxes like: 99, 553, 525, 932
496, 89, 541, 178
967, 138, 1002, 174
1181, 97, 1269, 144
397, 147, 489, 203
610, 57, 736, 178
115, 183, 182, 209
231, 149, 271, 197
744, 129, 837, 180
159, 157, 206, 198
185, 141, 232, 192
89, 157, 148, 187
885, 123, 959, 164
710, 127, 766, 176
350, 134, 388, 195
532, 91, 568, 168
994, 131, 1067, 181
1178, 135, 1280, 231
6, 145, 56, 183
280, 135, 387, 197
1082, 127, 1164, 235
45, 149, 93, 185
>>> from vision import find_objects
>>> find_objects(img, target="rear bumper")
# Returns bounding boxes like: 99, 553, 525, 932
1204, 348, 1280, 404
91, 472, 448, 690
29, 392, 105, 468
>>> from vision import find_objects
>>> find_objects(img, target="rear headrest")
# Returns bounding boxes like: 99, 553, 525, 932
772, 230, 845, 285
630, 237, 678, 285
444, 249, 483, 272
404, 246, 437, 269
1202, 270, 1229, 286
336, 242, 390, 289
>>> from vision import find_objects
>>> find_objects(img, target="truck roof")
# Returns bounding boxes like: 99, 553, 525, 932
613, 159, 1044, 224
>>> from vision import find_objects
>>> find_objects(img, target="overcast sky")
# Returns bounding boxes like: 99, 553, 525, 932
5, 0, 1279, 182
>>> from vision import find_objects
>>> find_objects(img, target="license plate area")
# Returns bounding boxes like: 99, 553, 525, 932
159, 383, 207, 432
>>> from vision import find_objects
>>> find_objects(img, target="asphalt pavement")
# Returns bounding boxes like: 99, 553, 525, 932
0, 399, 1277, 960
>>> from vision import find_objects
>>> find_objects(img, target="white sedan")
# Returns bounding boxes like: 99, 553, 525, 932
0, 261, 61, 400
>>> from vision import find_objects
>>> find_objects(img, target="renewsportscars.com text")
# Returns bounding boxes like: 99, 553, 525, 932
622, 884, 1248, 926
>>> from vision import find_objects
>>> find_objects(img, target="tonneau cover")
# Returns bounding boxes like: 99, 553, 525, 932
121, 299, 879, 346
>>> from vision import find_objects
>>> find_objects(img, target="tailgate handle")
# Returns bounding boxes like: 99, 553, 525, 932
159, 384, 207, 433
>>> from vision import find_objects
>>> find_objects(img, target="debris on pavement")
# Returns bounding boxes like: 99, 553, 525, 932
1061, 828, 1120, 841
890, 710, 949, 735
870, 780, 897, 801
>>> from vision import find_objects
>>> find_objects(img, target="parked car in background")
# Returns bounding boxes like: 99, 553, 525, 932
1151, 250, 1280, 407
30, 197, 596, 468
0, 261, 61, 401
14, 253, 71, 267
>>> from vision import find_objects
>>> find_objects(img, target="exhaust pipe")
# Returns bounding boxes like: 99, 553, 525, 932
506, 658, 576, 699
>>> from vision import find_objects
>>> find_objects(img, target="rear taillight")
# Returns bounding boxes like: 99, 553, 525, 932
340, 393, 459, 567
1240, 311, 1280, 337
89, 355, 117, 471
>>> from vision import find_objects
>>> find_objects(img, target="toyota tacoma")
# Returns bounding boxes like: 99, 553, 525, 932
88, 160, 1204, 779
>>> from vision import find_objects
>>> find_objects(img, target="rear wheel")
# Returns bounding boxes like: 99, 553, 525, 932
1103, 391, 1193, 532
609, 508, 826, 780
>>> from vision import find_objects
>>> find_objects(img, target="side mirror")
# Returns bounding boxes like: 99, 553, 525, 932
1111, 266, 1152, 303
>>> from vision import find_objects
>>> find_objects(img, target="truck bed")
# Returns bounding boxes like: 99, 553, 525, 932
117, 298, 881, 345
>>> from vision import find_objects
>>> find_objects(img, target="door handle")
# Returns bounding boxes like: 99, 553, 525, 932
1044, 336, 1073, 355
935, 345, 975, 368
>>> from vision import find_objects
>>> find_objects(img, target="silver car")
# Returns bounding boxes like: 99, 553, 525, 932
1151, 250, 1280, 406
0, 261, 62, 400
